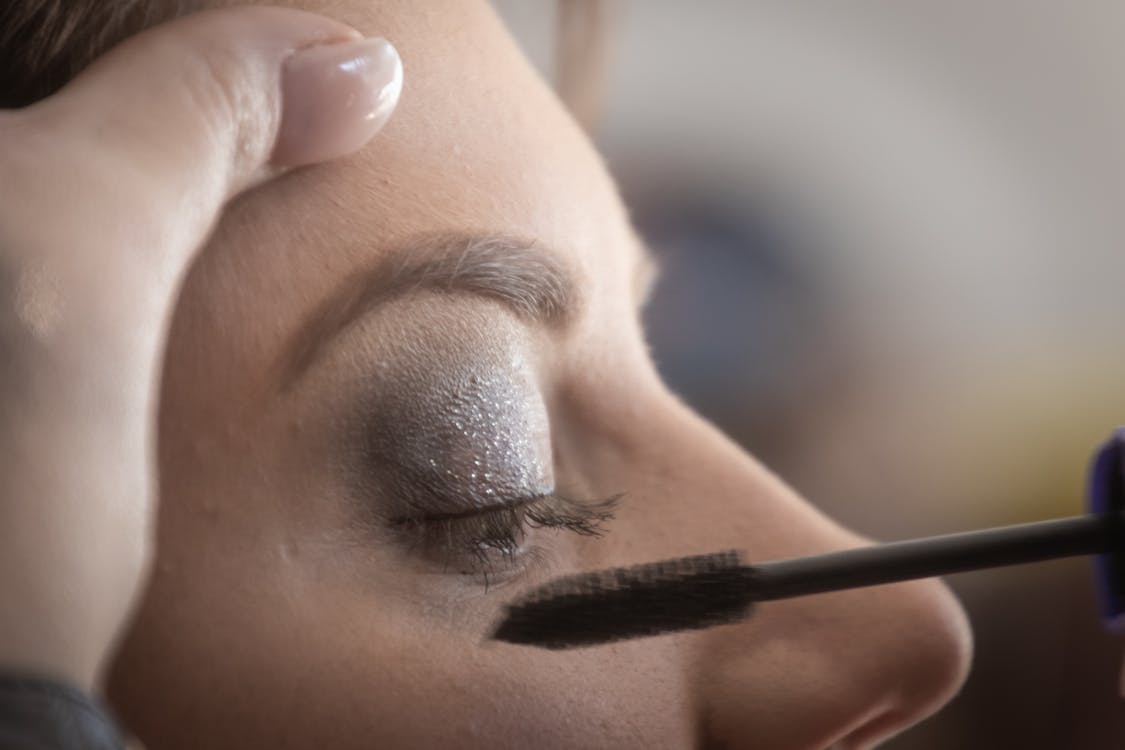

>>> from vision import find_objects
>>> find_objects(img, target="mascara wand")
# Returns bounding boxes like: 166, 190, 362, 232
491, 428, 1125, 649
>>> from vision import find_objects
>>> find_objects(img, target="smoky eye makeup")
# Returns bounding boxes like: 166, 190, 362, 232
368, 361, 555, 517
333, 296, 617, 580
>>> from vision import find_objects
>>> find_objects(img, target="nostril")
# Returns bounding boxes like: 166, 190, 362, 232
829, 707, 903, 750
694, 573, 973, 749
838, 580, 974, 748
904, 580, 974, 703
817, 698, 902, 750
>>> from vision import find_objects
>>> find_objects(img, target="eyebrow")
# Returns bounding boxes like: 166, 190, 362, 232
280, 232, 580, 387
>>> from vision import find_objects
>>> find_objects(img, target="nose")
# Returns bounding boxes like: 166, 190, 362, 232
611, 395, 972, 749
695, 573, 970, 749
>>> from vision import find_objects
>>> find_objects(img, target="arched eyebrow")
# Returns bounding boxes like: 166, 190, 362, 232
279, 232, 580, 389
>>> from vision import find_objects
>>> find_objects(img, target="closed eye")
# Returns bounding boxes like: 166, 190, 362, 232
389, 493, 621, 582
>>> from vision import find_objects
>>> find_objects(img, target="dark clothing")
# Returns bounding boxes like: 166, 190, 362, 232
0, 675, 123, 750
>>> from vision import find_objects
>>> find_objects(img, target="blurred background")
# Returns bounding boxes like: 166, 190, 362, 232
495, 1, 1125, 747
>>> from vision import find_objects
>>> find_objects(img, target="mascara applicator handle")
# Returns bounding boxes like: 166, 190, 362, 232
750, 512, 1119, 602
1088, 428, 1125, 632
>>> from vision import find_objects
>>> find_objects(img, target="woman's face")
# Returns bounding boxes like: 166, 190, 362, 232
107, 1, 972, 747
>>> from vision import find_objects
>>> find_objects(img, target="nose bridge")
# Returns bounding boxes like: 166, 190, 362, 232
621, 401, 971, 748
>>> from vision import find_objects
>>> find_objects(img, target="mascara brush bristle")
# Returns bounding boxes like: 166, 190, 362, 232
491, 550, 755, 649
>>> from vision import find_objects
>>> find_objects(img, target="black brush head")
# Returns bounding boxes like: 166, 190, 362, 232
490, 550, 756, 649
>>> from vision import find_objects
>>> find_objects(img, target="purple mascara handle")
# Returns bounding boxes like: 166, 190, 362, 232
1088, 428, 1125, 633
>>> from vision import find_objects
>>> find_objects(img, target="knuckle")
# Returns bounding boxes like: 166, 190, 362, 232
177, 35, 277, 177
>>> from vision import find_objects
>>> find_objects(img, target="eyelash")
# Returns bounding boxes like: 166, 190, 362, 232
390, 493, 620, 583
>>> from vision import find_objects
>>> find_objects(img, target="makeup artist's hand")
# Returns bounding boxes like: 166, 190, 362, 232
0, 7, 402, 692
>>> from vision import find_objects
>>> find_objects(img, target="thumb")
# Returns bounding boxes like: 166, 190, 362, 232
24, 6, 402, 200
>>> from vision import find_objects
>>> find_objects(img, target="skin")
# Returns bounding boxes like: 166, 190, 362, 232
103, 1, 973, 748
0, 6, 393, 695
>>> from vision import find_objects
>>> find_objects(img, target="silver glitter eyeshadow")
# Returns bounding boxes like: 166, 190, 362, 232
371, 352, 553, 513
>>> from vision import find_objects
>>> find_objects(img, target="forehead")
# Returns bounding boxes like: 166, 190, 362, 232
185, 0, 635, 379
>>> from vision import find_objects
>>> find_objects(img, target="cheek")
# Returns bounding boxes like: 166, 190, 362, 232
256, 584, 697, 749
118, 392, 691, 750
116, 541, 696, 749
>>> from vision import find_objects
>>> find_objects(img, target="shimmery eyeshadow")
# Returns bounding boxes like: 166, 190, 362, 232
434, 364, 552, 504
353, 299, 553, 517
384, 358, 553, 511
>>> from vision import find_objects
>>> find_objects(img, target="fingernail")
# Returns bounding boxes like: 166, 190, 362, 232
274, 36, 403, 167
